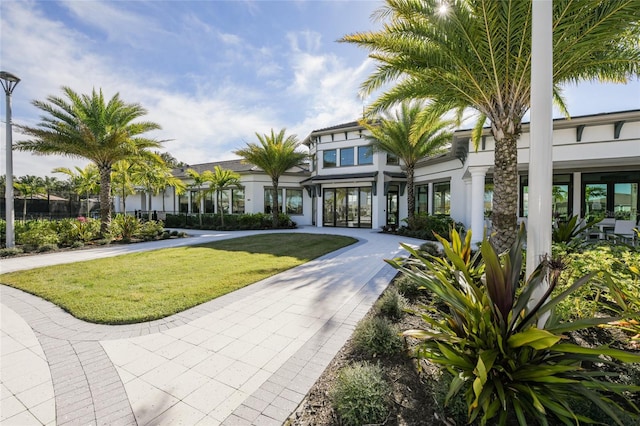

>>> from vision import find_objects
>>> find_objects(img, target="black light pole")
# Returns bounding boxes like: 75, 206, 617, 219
0, 71, 20, 248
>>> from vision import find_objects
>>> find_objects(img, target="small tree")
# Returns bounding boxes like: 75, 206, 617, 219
208, 165, 242, 227
53, 165, 100, 217
14, 175, 45, 220
234, 129, 307, 228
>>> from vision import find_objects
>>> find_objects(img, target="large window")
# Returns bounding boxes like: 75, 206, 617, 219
415, 185, 428, 214
232, 188, 245, 214
433, 182, 451, 215
387, 153, 399, 165
340, 148, 355, 166
358, 146, 373, 165
323, 150, 337, 168
520, 174, 573, 220
190, 190, 200, 213
218, 191, 229, 214
582, 172, 640, 220
264, 188, 283, 214
204, 192, 214, 213
286, 188, 303, 215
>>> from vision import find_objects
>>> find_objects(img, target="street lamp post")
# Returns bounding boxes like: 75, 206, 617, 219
1, 71, 20, 249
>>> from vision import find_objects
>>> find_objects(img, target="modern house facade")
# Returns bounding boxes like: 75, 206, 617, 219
118, 109, 640, 237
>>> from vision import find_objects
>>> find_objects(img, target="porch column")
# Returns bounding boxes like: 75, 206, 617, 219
573, 172, 581, 218
470, 167, 489, 244
463, 177, 472, 230
427, 182, 434, 215
527, 0, 553, 280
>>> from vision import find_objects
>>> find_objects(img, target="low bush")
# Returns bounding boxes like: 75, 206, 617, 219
397, 213, 465, 241
353, 316, 404, 357
138, 220, 164, 241
110, 214, 141, 242
330, 362, 390, 426
15, 220, 59, 248
395, 274, 423, 300
0, 247, 23, 257
419, 241, 442, 257
376, 288, 406, 321
37, 243, 58, 253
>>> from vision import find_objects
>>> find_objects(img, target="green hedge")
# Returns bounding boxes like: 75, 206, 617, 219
164, 212, 296, 230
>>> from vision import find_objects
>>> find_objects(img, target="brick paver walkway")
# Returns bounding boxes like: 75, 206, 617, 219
1, 227, 421, 425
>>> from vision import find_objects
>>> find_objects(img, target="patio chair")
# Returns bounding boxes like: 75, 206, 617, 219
606, 219, 637, 246
584, 217, 615, 241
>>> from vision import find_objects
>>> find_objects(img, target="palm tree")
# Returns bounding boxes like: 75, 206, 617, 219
208, 165, 242, 227
53, 165, 100, 217
16, 87, 163, 235
133, 156, 186, 220
361, 101, 453, 221
14, 175, 45, 220
185, 168, 213, 227
341, 0, 639, 252
42, 176, 59, 216
111, 160, 136, 214
234, 128, 307, 228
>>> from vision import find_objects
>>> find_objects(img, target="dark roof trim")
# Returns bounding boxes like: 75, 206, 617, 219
301, 171, 378, 184
383, 171, 406, 179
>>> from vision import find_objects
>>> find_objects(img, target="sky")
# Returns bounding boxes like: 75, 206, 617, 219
1, 0, 639, 178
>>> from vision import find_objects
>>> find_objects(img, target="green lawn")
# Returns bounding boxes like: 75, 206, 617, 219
1, 233, 356, 324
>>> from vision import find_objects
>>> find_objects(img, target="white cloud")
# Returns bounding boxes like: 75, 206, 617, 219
61, 0, 166, 48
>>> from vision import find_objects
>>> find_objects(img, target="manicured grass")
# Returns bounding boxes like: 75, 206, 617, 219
0, 233, 356, 324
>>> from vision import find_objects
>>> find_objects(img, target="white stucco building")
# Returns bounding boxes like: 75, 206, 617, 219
119, 109, 640, 233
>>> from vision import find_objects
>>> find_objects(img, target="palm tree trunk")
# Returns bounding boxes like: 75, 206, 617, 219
98, 164, 112, 236
406, 164, 415, 221
148, 190, 153, 220
490, 119, 520, 253
272, 179, 279, 228
218, 191, 225, 227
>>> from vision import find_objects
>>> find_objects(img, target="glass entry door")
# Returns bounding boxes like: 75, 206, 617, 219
387, 188, 399, 226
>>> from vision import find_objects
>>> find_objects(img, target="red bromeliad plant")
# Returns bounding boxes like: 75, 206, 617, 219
388, 227, 640, 425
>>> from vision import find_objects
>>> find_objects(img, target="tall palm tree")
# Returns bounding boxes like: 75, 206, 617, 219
208, 165, 242, 227
361, 101, 453, 221
111, 160, 136, 214
53, 165, 100, 217
185, 168, 213, 227
341, 0, 640, 252
16, 87, 163, 235
234, 128, 307, 228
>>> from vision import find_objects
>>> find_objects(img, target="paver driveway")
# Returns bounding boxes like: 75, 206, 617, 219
1, 227, 422, 425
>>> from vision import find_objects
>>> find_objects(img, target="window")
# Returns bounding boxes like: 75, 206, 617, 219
218, 191, 230, 214
520, 174, 573, 220
323, 150, 337, 168
340, 148, 354, 166
179, 193, 189, 213
433, 182, 451, 215
190, 190, 200, 213
204, 192, 214, 213
323, 187, 372, 228
285, 188, 303, 215
264, 188, 283, 214
358, 146, 373, 165
387, 153, 399, 165
582, 172, 640, 220
415, 185, 428, 214
484, 179, 494, 217
232, 188, 244, 214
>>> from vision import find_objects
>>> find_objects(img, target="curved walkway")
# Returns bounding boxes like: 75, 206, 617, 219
1, 227, 423, 426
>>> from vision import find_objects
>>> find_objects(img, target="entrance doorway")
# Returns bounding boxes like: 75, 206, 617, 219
387, 188, 399, 226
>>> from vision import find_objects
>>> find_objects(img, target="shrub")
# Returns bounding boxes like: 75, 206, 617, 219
37, 243, 58, 253
398, 213, 465, 241
395, 274, 423, 300
353, 316, 404, 357
16, 220, 59, 248
552, 214, 597, 249
110, 214, 141, 242
138, 220, 164, 241
419, 241, 442, 257
55, 218, 100, 245
330, 362, 390, 426
376, 288, 406, 321
390, 228, 640, 426
0, 247, 23, 257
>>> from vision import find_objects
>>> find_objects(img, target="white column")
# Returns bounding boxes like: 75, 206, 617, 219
463, 177, 472, 230
470, 167, 489, 244
427, 182, 434, 215
527, 0, 554, 285
573, 172, 581, 218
